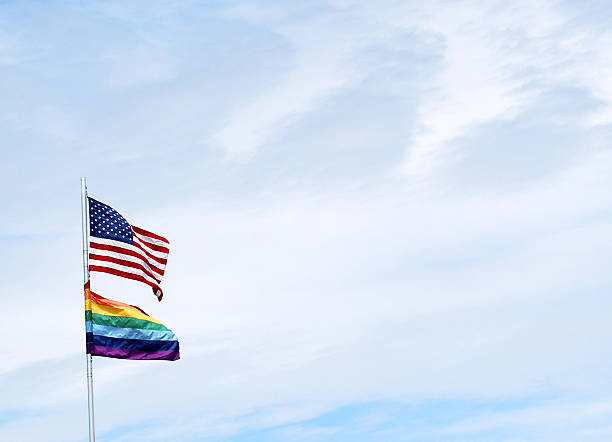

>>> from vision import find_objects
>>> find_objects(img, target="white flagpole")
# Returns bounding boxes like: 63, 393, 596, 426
81, 177, 96, 442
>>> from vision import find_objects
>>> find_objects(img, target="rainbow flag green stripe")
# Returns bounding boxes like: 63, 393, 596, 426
85, 311, 170, 331
85, 285, 179, 361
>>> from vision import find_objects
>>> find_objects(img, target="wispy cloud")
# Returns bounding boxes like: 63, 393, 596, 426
2, 1, 612, 441
211, 8, 363, 159
441, 399, 612, 435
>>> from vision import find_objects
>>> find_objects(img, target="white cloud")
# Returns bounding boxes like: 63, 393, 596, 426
5, 147, 612, 440
440, 399, 612, 435
210, 12, 363, 159
210, 46, 358, 159
328, 0, 612, 178
101, 40, 179, 89
2, 1, 612, 441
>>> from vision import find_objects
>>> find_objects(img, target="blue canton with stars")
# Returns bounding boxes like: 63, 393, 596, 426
88, 197, 134, 245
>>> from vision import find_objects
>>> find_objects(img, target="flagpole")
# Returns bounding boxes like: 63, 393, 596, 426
81, 177, 96, 442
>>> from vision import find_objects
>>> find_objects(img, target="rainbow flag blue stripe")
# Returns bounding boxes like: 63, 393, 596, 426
85, 284, 179, 361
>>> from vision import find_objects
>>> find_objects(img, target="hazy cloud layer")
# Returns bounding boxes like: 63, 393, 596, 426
2, 1, 612, 441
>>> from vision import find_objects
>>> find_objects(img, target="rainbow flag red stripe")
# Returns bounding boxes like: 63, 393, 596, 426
85, 284, 179, 361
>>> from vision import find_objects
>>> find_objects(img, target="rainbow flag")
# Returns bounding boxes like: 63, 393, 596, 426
85, 284, 179, 361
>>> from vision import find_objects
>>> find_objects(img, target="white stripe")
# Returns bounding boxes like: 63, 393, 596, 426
89, 258, 161, 287
89, 240, 165, 275
132, 229, 169, 247
90, 237, 167, 270
89, 239, 166, 276
132, 235, 169, 259
89, 248, 163, 280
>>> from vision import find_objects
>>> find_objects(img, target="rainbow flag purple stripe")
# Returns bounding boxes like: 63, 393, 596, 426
85, 284, 179, 361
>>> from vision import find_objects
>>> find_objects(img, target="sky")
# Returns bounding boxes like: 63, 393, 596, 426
1, 0, 612, 440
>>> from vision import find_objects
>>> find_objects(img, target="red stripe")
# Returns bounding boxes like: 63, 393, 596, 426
91, 238, 168, 266
133, 234, 169, 253
89, 253, 162, 283
131, 239, 169, 263
89, 242, 166, 274
132, 225, 169, 244
90, 265, 163, 295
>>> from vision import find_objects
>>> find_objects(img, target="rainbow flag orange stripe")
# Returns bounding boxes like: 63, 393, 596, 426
85, 284, 179, 361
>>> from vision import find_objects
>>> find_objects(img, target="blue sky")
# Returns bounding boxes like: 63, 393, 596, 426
2, 0, 612, 440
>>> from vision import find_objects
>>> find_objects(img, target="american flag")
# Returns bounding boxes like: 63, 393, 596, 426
88, 197, 170, 301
